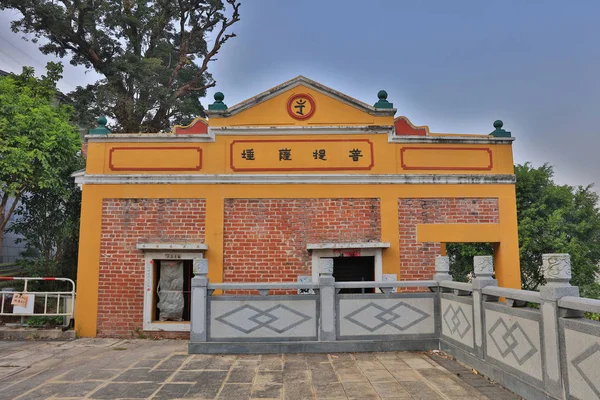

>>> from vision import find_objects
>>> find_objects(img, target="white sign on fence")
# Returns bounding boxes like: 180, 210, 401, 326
12, 294, 35, 314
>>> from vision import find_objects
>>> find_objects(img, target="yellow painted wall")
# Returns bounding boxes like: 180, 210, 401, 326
85, 136, 514, 176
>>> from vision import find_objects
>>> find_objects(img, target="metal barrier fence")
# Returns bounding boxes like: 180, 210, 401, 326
0, 277, 75, 325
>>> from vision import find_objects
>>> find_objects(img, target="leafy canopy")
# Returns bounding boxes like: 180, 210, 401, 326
0, 0, 241, 133
515, 163, 600, 291
9, 156, 83, 280
0, 62, 81, 243
448, 163, 600, 294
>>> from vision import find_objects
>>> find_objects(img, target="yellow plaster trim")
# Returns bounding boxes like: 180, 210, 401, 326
417, 223, 501, 243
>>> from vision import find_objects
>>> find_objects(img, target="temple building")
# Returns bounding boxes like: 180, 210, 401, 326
73, 76, 519, 338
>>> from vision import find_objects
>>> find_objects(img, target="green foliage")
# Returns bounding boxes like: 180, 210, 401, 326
0, 63, 81, 262
0, 62, 79, 198
448, 163, 600, 293
9, 156, 83, 280
581, 283, 600, 320
447, 243, 493, 282
26, 315, 64, 327
133, 327, 147, 339
516, 163, 600, 290
0, 0, 241, 133
585, 312, 600, 321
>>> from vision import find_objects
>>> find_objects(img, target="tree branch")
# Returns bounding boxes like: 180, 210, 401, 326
173, 0, 240, 99
167, 0, 197, 90
0, 191, 22, 232
4, 0, 241, 133
0, 192, 9, 228
144, 0, 172, 58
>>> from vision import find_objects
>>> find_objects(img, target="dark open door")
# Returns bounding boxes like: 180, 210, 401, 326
332, 256, 375, 294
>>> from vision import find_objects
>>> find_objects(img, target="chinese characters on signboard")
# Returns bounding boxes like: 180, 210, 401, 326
241, 149, 255, 160
11, 293, 28, 308
241, 148, 364, 162
313, 149, 327, 160
230, 139, 374, 172
164, 253, 182, 259
278, 148, 292, 161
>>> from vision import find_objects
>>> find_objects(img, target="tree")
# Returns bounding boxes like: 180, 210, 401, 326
448, 163, 600, 294
9, 158, 83, 280
0, 0, 241, 133
515, 163, 600, 292
0, 63, 81, 262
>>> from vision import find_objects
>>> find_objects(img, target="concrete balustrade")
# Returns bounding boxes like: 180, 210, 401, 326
190, 253, 600, 400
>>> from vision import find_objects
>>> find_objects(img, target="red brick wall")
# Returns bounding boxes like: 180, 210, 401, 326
95, 196, 498, 337
223, 199, 381, 284
98, 198, 206, 338
398, 198, 499, 280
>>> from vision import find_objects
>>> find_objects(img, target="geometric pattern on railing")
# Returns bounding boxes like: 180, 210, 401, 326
442, 304, 471, 339
215, 304, 311, 334
344, 301, 429, 332
488, 318, 538, 365
572, 342, 600, 398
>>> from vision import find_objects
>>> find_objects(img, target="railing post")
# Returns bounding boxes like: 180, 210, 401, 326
472, 255, 497, 357
190, 258, 209, 342
539, 253, 580, 398
382, 274, 397, 294
433, 255, 452, 283
318, 258, 336, 341
433, 256, 451, 339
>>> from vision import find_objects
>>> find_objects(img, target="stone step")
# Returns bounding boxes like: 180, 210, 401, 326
0, 326, 75, 341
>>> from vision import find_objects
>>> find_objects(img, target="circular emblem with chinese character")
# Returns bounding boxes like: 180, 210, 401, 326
287, 93, 316, 120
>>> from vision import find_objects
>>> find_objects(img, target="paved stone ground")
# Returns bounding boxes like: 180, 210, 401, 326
0, 339, 520, 400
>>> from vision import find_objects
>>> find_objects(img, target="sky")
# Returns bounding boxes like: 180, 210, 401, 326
0, 0, 599, 189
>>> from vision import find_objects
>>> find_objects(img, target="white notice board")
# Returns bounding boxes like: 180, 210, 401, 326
12, 294, 35, 314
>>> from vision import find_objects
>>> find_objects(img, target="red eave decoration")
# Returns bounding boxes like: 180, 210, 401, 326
394, 117, 427, 136
173, 118, 209, 134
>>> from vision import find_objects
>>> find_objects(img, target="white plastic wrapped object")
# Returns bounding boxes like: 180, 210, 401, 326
157, 261, 185, 321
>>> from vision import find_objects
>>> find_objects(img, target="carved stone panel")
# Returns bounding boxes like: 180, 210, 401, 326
441, 298, 474, 348
485, 309, 543, 381
564, 323, 600, 400
473, 255, 494, 278
542, 253, 571, 285
338, 296, 434, 338
210, 298, 317, 340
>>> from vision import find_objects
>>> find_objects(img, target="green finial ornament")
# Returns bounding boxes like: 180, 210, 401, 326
88, 116, 111, 135
374, 90, 393, 109
489, 119, 511, 138
208, 92, 227, 111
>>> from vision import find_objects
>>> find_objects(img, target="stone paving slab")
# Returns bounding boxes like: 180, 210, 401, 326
0, 339, 521, 399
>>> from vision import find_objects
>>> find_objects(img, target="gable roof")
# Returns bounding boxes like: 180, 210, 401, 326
205, 75, 396, 118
